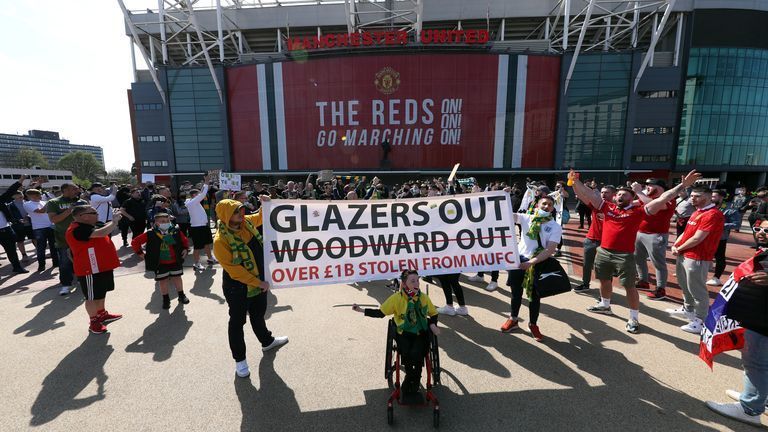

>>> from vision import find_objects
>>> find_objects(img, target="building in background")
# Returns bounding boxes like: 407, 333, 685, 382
122, 0, 768, 188
0, 130, 105, 169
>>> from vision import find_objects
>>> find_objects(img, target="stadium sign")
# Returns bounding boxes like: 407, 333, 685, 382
286, 29, 490, 51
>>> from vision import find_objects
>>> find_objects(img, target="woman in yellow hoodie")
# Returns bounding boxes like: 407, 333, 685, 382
213, 198, 288, 378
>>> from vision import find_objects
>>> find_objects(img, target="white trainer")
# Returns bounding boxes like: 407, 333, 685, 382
454, 306, 469, 316
58, 286, 71, 296
263, 336, 289, 352
485, 282, 498, 292
666, 307, 694, 320
193, 263, 205, 271
235, 360, 250, 378
467, 275, 483, 282
437, 305, 456, 316
725, 389, 741, 402
706, 278, 723, 286
680, 318, 704, 334
705, 402, 762, 427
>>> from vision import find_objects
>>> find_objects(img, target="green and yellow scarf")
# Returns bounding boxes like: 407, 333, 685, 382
153, 227, 177, 262
217, 218, 264, 297
522, 214, 553, 300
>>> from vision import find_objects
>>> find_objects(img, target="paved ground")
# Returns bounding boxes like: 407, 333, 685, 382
0, 225, 763, 432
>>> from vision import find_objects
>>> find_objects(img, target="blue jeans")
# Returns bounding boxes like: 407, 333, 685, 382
57, 247, 74, 286
33, 228, 58, 267
741, 329, 768, 415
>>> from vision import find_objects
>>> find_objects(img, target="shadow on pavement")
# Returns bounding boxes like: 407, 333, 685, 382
30, 333, 114, 426
14, 289, 83, 337
190, 268, 226, 304
125, 306, 193, 362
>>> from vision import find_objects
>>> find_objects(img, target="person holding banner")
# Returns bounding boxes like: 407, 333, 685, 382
500, 195, 561, 342
704, 219, 768, 427
570, 169, 702, 334
213, 198, 288, 379
353, 270, 439, 396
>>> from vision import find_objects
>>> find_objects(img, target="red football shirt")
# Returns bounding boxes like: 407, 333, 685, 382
677, 205, 725, 261
639, 199, 675, 234
586, 204, 603, 241
599, 202, 647, 253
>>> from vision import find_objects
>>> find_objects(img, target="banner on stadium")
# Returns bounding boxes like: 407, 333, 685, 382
262, 191, 519, 288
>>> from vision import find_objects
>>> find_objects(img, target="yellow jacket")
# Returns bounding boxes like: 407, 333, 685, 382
380, 290, 438, 333
213, 199, 264, 289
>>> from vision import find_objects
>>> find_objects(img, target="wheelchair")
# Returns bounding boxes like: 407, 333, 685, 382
384, 319, 441, 428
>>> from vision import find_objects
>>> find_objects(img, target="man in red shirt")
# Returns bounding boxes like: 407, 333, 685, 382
66, 205, 123, 334
665, 186, 725, 334
570, 169, 701, 334
631, 178, 677, 300
572, 185, 615, 294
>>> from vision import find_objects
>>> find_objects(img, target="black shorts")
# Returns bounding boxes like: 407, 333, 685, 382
189, 226, 213, 249
78, 270, 115, 301
155, 263, 184, 281
12, 224, 33, 241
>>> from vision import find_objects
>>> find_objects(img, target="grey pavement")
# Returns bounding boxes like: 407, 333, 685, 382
0, 243, 761, 432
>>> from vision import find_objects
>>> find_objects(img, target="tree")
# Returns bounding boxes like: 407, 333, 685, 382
13, 148, 48, 169
58, 151, 103, 182
107, 169, 134, 185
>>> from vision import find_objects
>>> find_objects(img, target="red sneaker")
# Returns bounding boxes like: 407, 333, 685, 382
98, 310, 123, 325
529, 324, 544, 342
644, 288, 667, 301
500, 318, 519, 333
89, 318, 107, 334
635, 281, 651, 290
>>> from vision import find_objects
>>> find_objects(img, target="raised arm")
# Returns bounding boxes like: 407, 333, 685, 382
569, 170, 601, 209
186, 182, 209, 205
646, 170, 701, 215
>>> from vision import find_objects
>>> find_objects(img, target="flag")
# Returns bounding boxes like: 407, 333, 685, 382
519, 184, 537, 214
699, 250, 766, 368
549, 191, 565, 225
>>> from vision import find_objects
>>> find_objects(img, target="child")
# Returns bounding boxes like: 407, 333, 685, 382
132, 213, 190, 309
353, 270, 440, 396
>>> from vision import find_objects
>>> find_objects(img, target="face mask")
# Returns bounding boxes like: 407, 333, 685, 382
536, 209, 551, 218
158, 222, 172, 231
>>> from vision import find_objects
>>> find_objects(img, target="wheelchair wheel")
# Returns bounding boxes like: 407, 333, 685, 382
433, 408, 439, 428
430, 333, 441, 385
385, 321, 395, 381
387, 406, 394, 425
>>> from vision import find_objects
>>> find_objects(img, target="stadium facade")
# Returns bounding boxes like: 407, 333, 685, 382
123, 0, 768, 188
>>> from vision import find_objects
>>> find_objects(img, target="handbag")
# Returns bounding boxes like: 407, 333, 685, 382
532, 232, 571, 298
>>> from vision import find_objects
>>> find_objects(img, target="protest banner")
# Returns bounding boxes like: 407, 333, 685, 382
141, 173, 155, 183
262, 191, 519, 288
220, 172, 242, 191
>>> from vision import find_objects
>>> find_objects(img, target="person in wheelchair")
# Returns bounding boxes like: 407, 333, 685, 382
353, 270, 440, 396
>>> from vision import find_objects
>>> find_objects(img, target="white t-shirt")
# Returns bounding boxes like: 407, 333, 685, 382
185, 184, 209, 227
516, 213, 563, 259
90, 190, 117, 223
23, 200, 52, 230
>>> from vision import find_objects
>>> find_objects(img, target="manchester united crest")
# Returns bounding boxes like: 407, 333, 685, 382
374, 67, 400, 95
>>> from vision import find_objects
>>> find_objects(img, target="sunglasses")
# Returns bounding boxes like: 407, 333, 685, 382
753, 227, 768, 234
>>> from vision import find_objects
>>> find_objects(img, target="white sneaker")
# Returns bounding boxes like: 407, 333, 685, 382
437, 305, 456, 316
666, 307, 695, 321
193, 263, 205, 271
680, 318, 704, 334
467, 275, 483, 282
706, 278, 723, 286
454, 306, 469, 316
705, 401, 762, 426
262, 336, 289, 352
485, 282, 498, 292
235, 360, 250, 378
59, 286, 71, 296
725, 389, 741, 402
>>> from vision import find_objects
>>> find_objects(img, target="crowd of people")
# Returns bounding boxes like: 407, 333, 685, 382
1, 170, 767, 425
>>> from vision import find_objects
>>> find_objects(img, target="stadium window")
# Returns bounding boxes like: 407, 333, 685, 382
159, 136, 166, 142
139, 136, 147, 142
638, 90, 678, 98
161, 160, 168, 167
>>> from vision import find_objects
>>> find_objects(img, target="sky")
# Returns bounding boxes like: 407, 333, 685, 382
0, 1, 155, 171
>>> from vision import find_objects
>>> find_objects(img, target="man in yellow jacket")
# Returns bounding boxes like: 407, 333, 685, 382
214, 198, 288, 378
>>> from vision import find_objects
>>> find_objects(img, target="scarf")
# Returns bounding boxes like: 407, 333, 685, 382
700, 249, 767, 368
399, 290, 428, 334
153, 227, 177, 261
217, 218, 263, 297
521, 214, 553, 300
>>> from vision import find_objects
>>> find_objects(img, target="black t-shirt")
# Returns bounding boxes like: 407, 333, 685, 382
72, 223, 96, 242
121, 197, 147, 221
